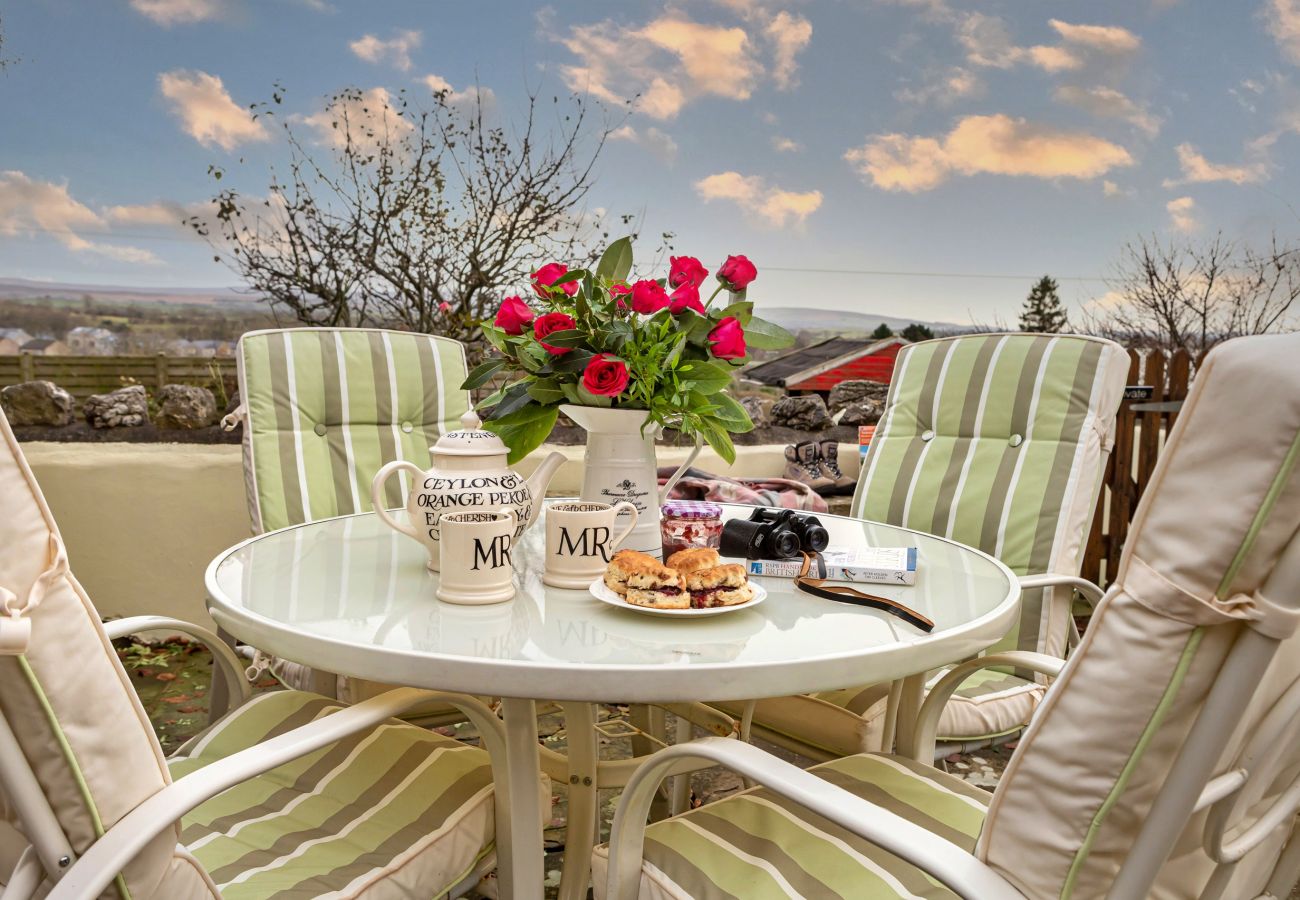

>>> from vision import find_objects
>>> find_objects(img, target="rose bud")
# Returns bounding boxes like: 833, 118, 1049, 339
494, 295, 534, 335
717, 254, 758, 292
668, 255, 709, 289
707, 316, 747, 360
581, 353, 630, 397
668, 283, 705, 315
630, 279, 670, 314
532, 262, 579, 298
533, 311, 577, 355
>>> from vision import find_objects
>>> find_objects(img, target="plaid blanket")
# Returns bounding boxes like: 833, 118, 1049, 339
656, 466, 829, 512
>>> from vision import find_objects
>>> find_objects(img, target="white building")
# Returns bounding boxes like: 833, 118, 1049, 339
66, 326, 119, 355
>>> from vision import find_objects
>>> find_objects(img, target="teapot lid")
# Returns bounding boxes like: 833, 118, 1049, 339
433, 410, 508, 457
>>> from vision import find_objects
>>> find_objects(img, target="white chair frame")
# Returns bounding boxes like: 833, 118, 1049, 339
604, 535, 1300, 900
0, 622, 519, 900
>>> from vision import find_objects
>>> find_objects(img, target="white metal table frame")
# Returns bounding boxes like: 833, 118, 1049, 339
204, 503, 1020, 900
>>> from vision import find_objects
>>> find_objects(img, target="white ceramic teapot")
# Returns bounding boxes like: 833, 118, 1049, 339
371, 410, 566, 570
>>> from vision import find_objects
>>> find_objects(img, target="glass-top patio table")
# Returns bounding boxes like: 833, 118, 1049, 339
205, 501, 1019, 900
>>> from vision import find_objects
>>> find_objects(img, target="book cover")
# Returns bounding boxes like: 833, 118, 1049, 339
746, 546, 918, 585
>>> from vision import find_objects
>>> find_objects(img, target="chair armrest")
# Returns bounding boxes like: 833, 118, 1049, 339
604, 737, 1023, 900
907, 651, 1065, 763
1017, 573, 1105, 606
45, 688, 506, 900
102, 616, 251, 718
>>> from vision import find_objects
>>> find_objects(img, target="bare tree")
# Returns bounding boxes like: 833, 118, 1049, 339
190, 85, 625, 359
1087, 232, 1300, 355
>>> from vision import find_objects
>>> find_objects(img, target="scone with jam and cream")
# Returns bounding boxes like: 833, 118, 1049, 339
683, 564, 754, 608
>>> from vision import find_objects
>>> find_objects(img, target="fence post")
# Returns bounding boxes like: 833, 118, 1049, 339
19, 353, 34, 384
155, 353, 168, 390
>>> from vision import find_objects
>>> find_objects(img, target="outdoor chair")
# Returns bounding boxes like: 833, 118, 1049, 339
715, 332, 1129, 759
225, 326, 473, 703
595, 330, 1300, 899
0, 406, 526, 900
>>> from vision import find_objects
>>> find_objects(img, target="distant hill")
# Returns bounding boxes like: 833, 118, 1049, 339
0, 277, 262, 311
756, 306, 962, 336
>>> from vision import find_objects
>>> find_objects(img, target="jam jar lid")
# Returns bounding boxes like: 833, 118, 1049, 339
661, 500, 723, 519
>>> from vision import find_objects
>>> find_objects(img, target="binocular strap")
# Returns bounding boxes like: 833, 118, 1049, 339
794, 552, 935, 633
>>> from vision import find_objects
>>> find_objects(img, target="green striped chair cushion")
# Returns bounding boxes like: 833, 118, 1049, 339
592, 752, 989, 899
169, 691, 495, 899
851, 333, 1127, 662
238, 328, 470, 534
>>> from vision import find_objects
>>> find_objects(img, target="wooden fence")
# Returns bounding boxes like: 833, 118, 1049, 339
1081, 348, 1196, 587
0, 354, 237, 400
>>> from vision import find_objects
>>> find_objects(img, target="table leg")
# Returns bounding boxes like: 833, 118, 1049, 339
557, 703, 598, 900
891, 673, 928, 757
499, 698, 545, 900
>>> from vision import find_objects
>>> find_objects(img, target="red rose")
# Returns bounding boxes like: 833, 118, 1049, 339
707, 316, 747, 360
532, 262, 579, 298
493, 295, 534, 335
717, 254, 757, 292
533, 311, 577, 355
609, 282, 632, 310
630, 279, 669, 314
668, 283, 705, 315
668, 255, 709, 289
581, 353, 630, 397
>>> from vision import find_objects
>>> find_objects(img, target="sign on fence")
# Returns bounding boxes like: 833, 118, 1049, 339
1123, 385, 1154, 401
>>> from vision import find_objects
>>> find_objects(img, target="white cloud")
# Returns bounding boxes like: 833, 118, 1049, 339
845, 113, 1133, 192
104, 202, 185, 226
554, 8, 805, 119
1166, 196, 1198, 232
1163, 143, 1268, 186
1054, 85, 1161, 137
771, 136, 803, 152
158, 69, 269, 151
765, 11, 813, 89
349, 30, 422, 71
1267, 0, 1300, 63
1102, 180, 1133, 197
422, 74, 496, 107
130, 0, 224, 26
894, 66, 983, 106
609, 125, 679, 163
299, 87, 413, 151
0, 171, 161, 264
1026, 45, 1083, 72
694, 171, 823, 227
1048, 19, 1142, 55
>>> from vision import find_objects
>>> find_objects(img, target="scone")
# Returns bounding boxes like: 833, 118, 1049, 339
666, 547, 721, 575
684, 564, 754, 608
624, 564, 689, 609
604, 549, 661, 595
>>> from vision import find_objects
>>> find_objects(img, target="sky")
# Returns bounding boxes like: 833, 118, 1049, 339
2, 0, 1300, 326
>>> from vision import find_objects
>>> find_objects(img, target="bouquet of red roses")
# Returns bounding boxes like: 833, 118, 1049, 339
463, 237, 793, 463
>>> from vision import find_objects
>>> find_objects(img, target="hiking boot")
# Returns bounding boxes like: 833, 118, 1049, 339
785, 441, 835, 494
818, 439, 857, 495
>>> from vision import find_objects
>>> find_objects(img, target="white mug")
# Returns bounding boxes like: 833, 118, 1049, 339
543, 501, 639, 589
437, 509, 517, 605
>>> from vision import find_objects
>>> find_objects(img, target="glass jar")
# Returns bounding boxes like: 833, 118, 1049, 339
660, 500, 724, 560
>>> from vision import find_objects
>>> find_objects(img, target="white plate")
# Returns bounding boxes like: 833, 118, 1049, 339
589, 578, 768, 618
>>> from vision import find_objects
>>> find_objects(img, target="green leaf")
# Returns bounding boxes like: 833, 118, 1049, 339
677, 360, 733, 395
482, 325, 510, 355
485, 404, 560, 465
719, 300, 753, 325
526, 378, 564, 404
560, 382, 584, 404
742, 316, 795, 350
684, 313, 715, 345
461, 358, 507, 390
486, 382, 533, 420
595, 236, 634, 283
711, 393, 754, 433
695, 417, 736, 465
550, 268, 587, 287
550, 350, 596, 373
574, 383, 613, 407
535, 328, 587, 350
517, 341, 550, 373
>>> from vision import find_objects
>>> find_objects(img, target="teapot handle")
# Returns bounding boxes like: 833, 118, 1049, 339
371, 460, 427, 541
658, 434, 703, 504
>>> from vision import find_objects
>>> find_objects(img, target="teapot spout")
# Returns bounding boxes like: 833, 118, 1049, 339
524, 450, 567, 530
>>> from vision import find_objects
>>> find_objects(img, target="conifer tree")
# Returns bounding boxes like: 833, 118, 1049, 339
1019, 276, 1069, 333
870, 322, 894, 340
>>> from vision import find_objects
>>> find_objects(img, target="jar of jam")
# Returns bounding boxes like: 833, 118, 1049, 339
660, 500, 724, 559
